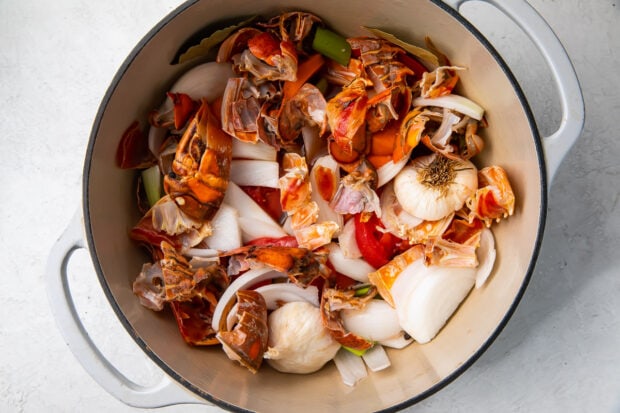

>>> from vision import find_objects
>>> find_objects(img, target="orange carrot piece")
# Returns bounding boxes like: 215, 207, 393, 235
370, 121, 399, 156
283, 53, 325, 100
367, 154, 392, 169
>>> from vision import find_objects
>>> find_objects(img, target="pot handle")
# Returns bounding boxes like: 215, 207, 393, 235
45, 210, 204, 408
444, 0, 585, 186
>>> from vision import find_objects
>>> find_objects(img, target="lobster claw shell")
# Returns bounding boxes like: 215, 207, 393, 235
217, 290, 269, 373
164, 99, 232, 221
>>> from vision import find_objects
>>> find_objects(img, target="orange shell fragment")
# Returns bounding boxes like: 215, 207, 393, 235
367, 245, 425, 307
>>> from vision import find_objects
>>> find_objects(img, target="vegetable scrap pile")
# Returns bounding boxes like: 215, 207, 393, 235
117, 11, 516, 386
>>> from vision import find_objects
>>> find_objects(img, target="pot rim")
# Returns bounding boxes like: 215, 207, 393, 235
81, 1, 548, 410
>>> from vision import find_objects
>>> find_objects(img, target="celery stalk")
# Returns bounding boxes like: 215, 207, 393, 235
312, 27, 351, 66
141, 165, 162, 207
342, 345, 369, 357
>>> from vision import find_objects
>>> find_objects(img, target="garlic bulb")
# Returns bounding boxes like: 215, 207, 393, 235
264, 302, 340, 374
393, 154, 478, 221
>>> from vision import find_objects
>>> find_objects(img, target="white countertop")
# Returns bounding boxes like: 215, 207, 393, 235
1, 0, 618, 412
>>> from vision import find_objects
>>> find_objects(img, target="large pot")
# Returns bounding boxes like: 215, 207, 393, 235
47, 0, 584, 411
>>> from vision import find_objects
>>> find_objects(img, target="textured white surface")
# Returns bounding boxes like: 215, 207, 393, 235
1, 0, 618, 412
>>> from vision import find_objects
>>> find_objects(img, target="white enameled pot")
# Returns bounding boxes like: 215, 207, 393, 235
47, 0, 584, 411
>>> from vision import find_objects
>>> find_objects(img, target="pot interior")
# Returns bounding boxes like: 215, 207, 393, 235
84, 0, 545, 411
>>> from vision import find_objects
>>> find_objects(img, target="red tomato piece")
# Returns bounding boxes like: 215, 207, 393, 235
240, 186, 284, 222
398, 53, 428, 82
353, 213, 396, 268
115, 121, 155, 169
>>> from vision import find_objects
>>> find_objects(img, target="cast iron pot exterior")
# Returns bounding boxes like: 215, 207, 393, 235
83, 0, 546, 411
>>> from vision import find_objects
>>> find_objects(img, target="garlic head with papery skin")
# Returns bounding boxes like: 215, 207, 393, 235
394, 153, 478, 221
264, 301, 340, 374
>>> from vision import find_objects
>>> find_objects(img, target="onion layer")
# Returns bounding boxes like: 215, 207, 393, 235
212, 267, 285, 332
341, 299, 402, 342
391, 260, 475, 344
475, 228, 496, 288
412, 94, 484, 120
223, 182, 286, 242
230, 160, 279, 188
327, 243, 374, 283
334, 348, 367, 386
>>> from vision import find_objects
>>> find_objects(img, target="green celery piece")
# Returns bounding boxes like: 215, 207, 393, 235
312, 27, 351, 66
141, 165, 162, 207
354, 286, 371, 297
342, 345, 370, 357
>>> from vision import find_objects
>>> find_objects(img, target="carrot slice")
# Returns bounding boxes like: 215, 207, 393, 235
370, 120, 399, 156
367, 155, 392, 169
282, 53, 325, 100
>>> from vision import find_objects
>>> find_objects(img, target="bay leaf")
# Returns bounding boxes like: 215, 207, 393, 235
173, 15, 258, 65
363, 27, 439, 68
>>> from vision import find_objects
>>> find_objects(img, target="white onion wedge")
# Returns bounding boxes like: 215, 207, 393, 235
281, 215, 295, 236
230, 160, 279, 188
377, 154, 410, 188
170, 62, 235, 102
475, 228, 496, 288
148, 125, 168, 159
334, 348, 367, 387
431, 108, 461, 146
362, 345, 391, 372
341, 299, 402, 342
223, 182, 286, 242
237, 217, 287, 243
379, 332, 414, 349
148, 62, 235, 157
337, 218, 362, 259
203, 203, 241, 251
184, 248, 219, 258
392, 263, 475, 344
212, 267, 285, 332
302, 125, 325, 166
256, 283, 319, 309
412, 94, 484, 120
309, 155, 343, 229
188, 256, 219, 268
389, 258, 429, 307
327, 243, 373, 283
232, 139, 277, 161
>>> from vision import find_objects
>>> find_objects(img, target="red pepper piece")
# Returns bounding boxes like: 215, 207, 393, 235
353, 213, 394, 268
115, 121, 156, 169
398, 53, 428, 82
241, 186, 284, 222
